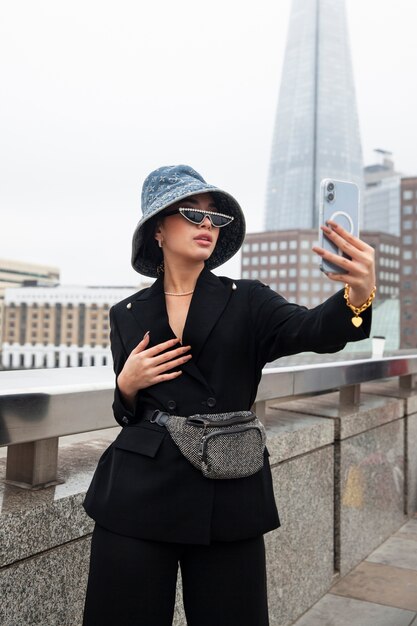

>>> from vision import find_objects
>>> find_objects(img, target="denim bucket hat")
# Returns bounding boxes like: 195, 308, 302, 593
131, 164, 246, 277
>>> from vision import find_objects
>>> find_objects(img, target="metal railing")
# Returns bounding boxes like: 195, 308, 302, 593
1, 356, 416, 488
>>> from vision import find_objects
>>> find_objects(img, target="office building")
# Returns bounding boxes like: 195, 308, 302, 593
363, 150, 401, 236
265, 0, 364, 231
241, 229, 400, 307
0, 258, 60, 354
400, 177, 417, 348
2, 284, 148, 369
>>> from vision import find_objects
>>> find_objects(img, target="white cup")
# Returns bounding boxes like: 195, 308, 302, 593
372, 336, 386, 359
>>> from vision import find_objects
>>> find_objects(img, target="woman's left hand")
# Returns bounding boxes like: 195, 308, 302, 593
312, 220, 376, 307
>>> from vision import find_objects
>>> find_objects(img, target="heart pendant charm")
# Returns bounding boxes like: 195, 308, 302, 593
351, 316, 363, 328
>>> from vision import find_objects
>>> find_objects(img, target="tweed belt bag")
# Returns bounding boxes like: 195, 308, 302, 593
149, 409, 266, 479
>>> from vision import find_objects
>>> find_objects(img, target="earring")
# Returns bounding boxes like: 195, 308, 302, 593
156, 261, 165, 276
158, 239, 163, 248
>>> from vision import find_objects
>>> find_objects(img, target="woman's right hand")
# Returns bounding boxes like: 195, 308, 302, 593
117, 333, 192, 408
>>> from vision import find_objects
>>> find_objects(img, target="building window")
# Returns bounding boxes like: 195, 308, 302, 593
270, 242, 278, 251
403, 266, 413, 275
403, 235, 412, 245
403, 205, 413, 215
260, 270, 268, 278
251, 243, 259, 252
301, 240, 309, 249
289, 240, 297, 249
279, 241, 288, 250
403, 190, 413, 200
300, 268, 308, 277
403, 250, 412, 260
242, 271, 249, 278
289, 254, 297, 264
280, 283, 287, 291
261, 242, 268, 251
270, 255, 277, 264
403, 220, 413, 230
279, 255, 287, 263
243, 257, 249, 266
300, 283, 309, 291
270, 269, 277, 278
279, 269, 287, 278
301, 254, 309, 263
243, 243, 250, 252
289, 268, 297, 277
312, 283, 320, 292
252, 256, 259, 265
251, 270, 259, 278
261, 256, 268, 265
289, 283, 296, 292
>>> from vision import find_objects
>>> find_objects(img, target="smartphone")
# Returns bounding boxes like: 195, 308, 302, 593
318, 178, 360, 274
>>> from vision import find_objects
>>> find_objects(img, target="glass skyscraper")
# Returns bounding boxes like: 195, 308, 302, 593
265, 0, 364, 230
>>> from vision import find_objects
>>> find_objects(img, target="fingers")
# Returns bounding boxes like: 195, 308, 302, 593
152, 344, 191, 367
130, 331, 151, 354
153, 352, 192, 375
325, 221, 369, 253
144, 337, 182, 357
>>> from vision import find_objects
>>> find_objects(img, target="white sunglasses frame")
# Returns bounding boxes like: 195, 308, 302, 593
175, 207, 235, 228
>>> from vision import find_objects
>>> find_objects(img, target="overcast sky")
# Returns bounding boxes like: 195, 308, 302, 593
1, 0, 416, 286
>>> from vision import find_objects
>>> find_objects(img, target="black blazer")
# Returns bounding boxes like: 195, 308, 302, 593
83, 266, 371, 544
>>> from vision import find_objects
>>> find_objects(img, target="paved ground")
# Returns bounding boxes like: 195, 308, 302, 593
292, 516, 417, 626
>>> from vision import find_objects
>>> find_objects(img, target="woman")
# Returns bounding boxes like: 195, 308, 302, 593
83, 164, 375, 626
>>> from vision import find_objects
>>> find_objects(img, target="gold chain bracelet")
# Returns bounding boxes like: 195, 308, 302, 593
344, 284, 376, 328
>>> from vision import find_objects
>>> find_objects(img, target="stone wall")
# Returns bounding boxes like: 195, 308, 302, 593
1, 381, 415, 625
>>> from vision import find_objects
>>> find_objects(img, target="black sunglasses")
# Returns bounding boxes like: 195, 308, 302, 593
163, 207, 234, 228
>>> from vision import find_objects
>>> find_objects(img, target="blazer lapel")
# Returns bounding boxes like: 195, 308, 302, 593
130, 277, 174, 345
128, 267, 232, 390
182, 267, 233, 363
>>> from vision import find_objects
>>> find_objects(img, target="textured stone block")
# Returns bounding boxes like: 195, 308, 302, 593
270, 392, 404, 439
1, 535, 91, 626
266, 446, 334, 626
362, 379, 417, 415
337, 419, 406, 575
265, 411, 334, 464
407, 413, 417, 515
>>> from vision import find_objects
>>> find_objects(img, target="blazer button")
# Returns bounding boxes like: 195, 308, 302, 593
122, 416, 129, 424
207, 397, 216, 408
167, 400, 177, 411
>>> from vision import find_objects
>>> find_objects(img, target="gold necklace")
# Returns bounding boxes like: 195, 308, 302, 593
164, 290, 194, 296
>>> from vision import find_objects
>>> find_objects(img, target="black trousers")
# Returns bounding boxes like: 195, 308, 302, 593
83, 523, 270, 626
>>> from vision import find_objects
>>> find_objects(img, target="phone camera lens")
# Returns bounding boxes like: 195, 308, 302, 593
327, 182, 335, 192
327, 192, 335, 202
